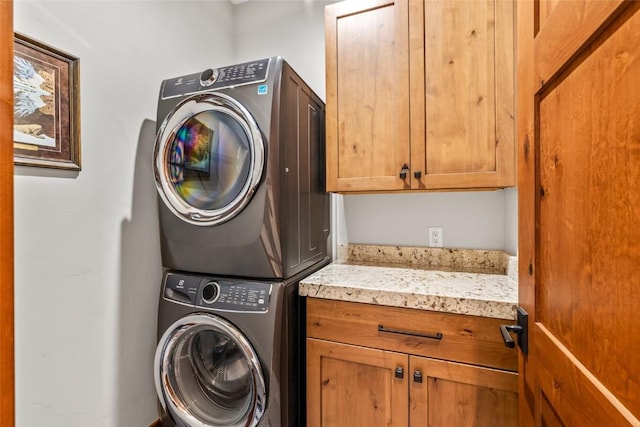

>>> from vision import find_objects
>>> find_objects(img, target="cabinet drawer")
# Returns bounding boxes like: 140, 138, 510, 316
306, 298, 517, 372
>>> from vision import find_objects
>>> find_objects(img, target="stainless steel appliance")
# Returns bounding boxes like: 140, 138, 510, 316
154, 269, 313, 427
153, 57, 329, 279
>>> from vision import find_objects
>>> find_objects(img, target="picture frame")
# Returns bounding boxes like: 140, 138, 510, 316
13, 33, 81, 170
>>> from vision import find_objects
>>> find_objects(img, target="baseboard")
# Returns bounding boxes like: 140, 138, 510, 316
148, 418, 161, 427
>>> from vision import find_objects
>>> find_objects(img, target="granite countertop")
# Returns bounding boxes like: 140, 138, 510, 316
300, 245, 518, 320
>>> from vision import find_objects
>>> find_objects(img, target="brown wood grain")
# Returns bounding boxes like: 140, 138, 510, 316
534, 0, 626, 86
325, 0, 410, 192
535, 325, 640, 426
522, 0, 640, 424
306, 338, 408, 427
537, 2, 640, 419
0, 1, 15, 426
408, 0, 426, 190
516, 0, 537, 425
416, 0, 516, 189
306, 298, 518, 372
327, 0, 515, 193
536, 0, 560, 32
410, 356, 518, 426
424, 0, 496, 174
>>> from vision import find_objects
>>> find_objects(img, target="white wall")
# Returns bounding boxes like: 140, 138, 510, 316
13, 2, 234, 426
504, 188, 518, 255
340, 190, 515, 250
12, 2, 518, 427
233, 0, 331, 101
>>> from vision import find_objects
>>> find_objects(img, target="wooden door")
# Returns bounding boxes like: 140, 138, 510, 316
325, 0, 410, 192
518, 1, 640, 425
306, 338, 408, 427
409, 356, 518, 427
410, 0, 515, 190
0, 1, 14, 426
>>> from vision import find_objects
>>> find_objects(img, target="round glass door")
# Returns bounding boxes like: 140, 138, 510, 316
154, 93, 264, 226
154, 313, 266, 427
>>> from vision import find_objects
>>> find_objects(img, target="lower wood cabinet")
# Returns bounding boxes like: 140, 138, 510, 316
307, 339, 408, 427
410, 356, 518, 426
306, 298, 518, 427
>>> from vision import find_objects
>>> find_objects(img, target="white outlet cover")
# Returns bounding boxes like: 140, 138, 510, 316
428, 227, 444, 247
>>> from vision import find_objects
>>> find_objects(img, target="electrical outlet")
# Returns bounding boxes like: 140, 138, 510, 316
428, 227, 444, 248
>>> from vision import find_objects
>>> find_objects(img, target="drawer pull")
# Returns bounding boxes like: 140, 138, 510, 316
378, 324, 443, 340
414, 370, 423, 383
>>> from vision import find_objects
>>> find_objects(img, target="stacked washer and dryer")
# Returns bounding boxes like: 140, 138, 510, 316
152, 57, 330, 427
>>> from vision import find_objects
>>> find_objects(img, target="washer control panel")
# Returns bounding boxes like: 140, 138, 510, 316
160, 58, 271, 99
198, 281, 271, 312
163, 272, 272, 312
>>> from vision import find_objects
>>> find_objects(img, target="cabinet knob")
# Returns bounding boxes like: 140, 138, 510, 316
414, 370, 423, 383
395, 367, 404, 379
414, 170, 422, 179
399, 164, 409, 180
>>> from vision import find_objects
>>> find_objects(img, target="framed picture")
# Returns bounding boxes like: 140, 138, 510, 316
13, 33, 80, 170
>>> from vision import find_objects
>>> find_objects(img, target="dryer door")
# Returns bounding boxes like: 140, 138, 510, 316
154, 313, 267, 427
154, 92, 265, 226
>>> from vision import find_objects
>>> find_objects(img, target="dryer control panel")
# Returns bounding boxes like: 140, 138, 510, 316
160, 58, 271, 99
163, 272, 272, 313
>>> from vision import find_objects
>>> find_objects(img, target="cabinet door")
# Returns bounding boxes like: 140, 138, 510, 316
409, 0, 515, 189
325, 0, 411, 192
307, 338, 409, 427
409, 356, 518, 427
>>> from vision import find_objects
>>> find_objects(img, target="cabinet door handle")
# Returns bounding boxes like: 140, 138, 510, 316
414, 370, 423, 383
399, 164, 409, 180
378, 324, 443, 340
414, 170, 422, 179
395, 367, 404, 379
499, 324, 521, 348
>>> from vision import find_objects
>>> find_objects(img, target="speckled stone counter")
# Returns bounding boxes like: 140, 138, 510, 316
300, 245, 518, 320
337, 244, 512, 274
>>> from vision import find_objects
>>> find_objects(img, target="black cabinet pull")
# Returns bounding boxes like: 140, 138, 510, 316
414, 170, 422, 179
395, 367, 404, 379
378, 324, 443, 340
399, 164, 409, 180
414, 371, 423, 383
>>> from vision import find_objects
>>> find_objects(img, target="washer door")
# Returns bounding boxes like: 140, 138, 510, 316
154, 313, 267, 427
154, 92, 265, 226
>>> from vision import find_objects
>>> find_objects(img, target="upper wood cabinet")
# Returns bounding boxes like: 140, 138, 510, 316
325, 0, 516, 192
325, 0, 410, 192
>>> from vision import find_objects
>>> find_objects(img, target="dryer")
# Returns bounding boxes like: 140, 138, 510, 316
153, 57, 329, 279
154, 269, 308, 427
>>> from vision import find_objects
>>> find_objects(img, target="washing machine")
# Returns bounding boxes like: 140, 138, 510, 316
153, 57, 329, 279
154, 268, 313, 427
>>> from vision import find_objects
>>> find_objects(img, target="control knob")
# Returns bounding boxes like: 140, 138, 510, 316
201, 281, 220, 304
200, 68, 219, 87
